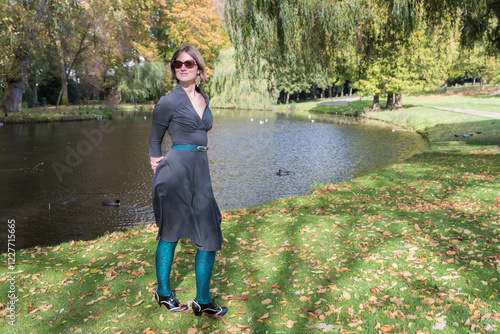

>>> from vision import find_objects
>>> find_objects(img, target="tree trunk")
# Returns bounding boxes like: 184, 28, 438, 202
2, 80, 25, 113
329, 86, 332, 98
286, 93, 290, 105
321, 89, 325, 98
349, 87, 352, 97
313, 84, 317, 99
0, 0, 46, 114
372, 94, 380, 111
443, 80, 448, 93
56, 77, 68, 108
33, 81, 38, 105
63, 81, 69, 105
394, 93, 403, 108
54, 20, 91, 109
386, 92, 394, 109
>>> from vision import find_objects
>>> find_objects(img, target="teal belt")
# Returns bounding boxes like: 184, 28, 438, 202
172, 144, 209, 152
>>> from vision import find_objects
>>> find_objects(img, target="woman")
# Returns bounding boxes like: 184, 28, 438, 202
149, 45, 227, 317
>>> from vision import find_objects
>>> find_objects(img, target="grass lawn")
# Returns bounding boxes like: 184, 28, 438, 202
1, 93, 499, 334
403, 94, 500, 114
369, 108, 493, 132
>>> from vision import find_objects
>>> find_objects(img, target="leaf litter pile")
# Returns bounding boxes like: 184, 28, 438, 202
1, 145, 499, 333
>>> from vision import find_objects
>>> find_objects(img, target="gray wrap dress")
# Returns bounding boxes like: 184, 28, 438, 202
149, 84, 223, 252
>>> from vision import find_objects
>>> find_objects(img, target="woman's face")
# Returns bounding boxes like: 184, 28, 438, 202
174, 52, 199, 84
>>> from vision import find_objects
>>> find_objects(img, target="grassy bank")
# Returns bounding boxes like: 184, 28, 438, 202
1, 94, 499, 333
275, 90, 500, 119
0, 103, 152, 124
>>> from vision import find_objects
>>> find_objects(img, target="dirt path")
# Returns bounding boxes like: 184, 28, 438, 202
430, 107, 500, 119
317, 96, 361, 106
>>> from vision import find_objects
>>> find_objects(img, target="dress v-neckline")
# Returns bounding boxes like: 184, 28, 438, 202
193, 104, 206, 120
180, 85, 206, 120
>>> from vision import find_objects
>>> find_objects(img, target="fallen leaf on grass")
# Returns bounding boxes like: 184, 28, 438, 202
231, 295, 249, 300
484, 324, 497, 331
342, 291, 351, 300
205, 313, 224, 320
315, 323, 335, 332
297, 307, 316, 312
432, 321, 446, 330
261, 298, 272, 305
422, 298, 435, 305
258, 313, 270, 322
132, 300, 144, 307
380, 324, 395, 331
285, 320, 297, 328
86, 296, 106, 305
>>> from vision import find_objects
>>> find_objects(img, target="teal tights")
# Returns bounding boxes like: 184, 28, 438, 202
155, 239, 215, 304
194, 248, 215, 304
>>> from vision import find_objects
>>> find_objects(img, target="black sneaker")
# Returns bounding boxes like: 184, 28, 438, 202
192, 299, 228, 317
155, 291, 189, 312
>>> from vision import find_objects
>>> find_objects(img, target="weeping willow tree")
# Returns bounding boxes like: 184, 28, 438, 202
117, 61, 167, 104
224, 0, 500, 110
423, 0, 500, 52
353, 4, 461, 109
224, 0, 419, 108
208, 48, 278, 110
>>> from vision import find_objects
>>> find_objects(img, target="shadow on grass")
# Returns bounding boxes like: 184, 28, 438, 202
209, 147, 498, 332
2, 146, 498, 333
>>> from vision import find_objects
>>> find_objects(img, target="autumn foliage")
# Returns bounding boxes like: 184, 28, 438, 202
162, 0, 227, 76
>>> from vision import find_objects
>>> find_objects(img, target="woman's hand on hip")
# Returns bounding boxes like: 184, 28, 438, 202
150, 156, 164, 172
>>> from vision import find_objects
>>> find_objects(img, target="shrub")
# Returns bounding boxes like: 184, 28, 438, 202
22, 85, 35, 108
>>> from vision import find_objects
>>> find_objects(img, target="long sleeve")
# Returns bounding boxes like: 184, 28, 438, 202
149, 121, 167, 157
149, 97, 173, 157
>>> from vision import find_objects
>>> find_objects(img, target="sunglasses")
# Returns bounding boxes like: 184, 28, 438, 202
172, 59, 197, 69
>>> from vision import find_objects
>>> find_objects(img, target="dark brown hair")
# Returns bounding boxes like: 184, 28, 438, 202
170, 45, 208, 83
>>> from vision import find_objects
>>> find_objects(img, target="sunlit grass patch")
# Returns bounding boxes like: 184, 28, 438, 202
403, 94, 500, 113
370, 107, 491, 132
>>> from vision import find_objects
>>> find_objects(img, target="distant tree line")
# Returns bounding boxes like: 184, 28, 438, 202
0, 0, 228, 113
3, 0, 499, 113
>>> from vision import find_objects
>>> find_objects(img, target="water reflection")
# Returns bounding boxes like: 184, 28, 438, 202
0, 109, 426, 249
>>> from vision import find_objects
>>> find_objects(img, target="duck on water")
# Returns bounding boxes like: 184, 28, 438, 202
102, 199, 120, 206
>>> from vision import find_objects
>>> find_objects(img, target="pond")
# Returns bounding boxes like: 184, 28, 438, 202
0, 109, 426, 250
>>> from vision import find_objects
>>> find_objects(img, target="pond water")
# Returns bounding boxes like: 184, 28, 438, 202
0, 109, 426, 249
